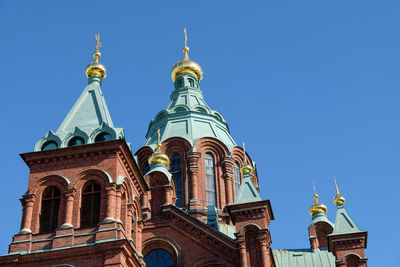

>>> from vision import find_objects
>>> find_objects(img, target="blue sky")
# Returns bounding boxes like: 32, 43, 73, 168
0, 1, 398, 265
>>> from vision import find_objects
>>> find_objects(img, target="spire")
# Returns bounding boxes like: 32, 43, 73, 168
85, 34, 107, 79
331, 179, 361, 234
309, 182, 327, 215
148, 128, 170, 166
333, 176, 346, 206
171, 28, 203, 82
234, 144, 262, 204
240, 142, 253, 174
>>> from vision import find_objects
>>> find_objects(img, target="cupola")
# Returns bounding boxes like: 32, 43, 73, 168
85, 34, 107, 79
309, 183, 328, 215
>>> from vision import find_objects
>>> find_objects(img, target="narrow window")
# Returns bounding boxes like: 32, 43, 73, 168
95, 132, 112, 143
188, 78, 194, 87
143, 161, 150, 175
68, 136, 85, 147
233, 162, 241, 198
40, 186, 61, 232
171, 153, 183, 207
80, 181, 101, 228
144, 249, 174, 267
205, 153, 216, 207
41, 140, 58, 151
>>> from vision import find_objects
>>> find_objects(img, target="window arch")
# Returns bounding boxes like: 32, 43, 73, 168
80, 181, 101, 228
144, 249, 174, 267
171, 153, 183, 207
41, 140, 58, 151
68, 136, 85, 147
233, 162, 241, 198
188, 78, 194, 87
95, 132, 112, 143
40, 186, 61, 232
143, 161, 150, 175
205, 153, 216, 207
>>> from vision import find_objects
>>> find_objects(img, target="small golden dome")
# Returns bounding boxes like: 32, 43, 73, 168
86, 34, 107, 79
171, 28, 203, 82
309, 193, 328, 215
333, 177, 346, 205
240, 142, 253, 174
148, 129, 170, 166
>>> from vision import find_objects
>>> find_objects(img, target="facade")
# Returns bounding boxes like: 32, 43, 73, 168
0, 33, 368, 267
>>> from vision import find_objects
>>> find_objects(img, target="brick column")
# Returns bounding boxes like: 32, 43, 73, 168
127, 203, 135, 239
115, 186, 122, 223
19, 194, 36, 234
104, 183, 116, 222
222, 157, 235, 204
238, 239, 248, 267
141, 192, 151, 220
61, 188, 76, 229
137, 220, 144, 256
186, 152, 201, 209
258, 230, 271, 267
164, 186, 172, 205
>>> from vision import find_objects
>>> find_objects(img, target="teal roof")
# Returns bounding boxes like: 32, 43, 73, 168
308, 212, 334, 231
144, 74, 236, 151
35, 76, 124, 151
331, 204, 362, 235
233, 172, 262, 204
145, 162, 172, 181
273, 249, 336, 267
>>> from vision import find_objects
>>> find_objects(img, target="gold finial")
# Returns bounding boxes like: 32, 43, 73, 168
148, 128, 170, 166
85, 33, 107, 79
333, 176, 346, 205
240, 142, 253, 174
183, 28, 189, 60
309, 181, 327, 215
94, 33, 101, 63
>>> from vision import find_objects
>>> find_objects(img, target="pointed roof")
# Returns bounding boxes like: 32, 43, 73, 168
331, 204, 361, 235
234, 172, 262, 204
56, 77, 114, 138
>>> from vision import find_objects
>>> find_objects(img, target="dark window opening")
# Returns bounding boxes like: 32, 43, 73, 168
41, 140, 58, 151
40, 186, 61, 233
144, 249, 174, 267
80, 181, 101, 228
171, 153, 183, 207
205, 153, 216, 207
233, 162, 241, 199
68, 136, 85, 147
95, 132, 112, 143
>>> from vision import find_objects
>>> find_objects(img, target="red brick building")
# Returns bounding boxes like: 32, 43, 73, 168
0, 34, 367, 267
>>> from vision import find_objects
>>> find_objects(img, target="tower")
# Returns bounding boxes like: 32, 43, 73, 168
0, 31, 367, 267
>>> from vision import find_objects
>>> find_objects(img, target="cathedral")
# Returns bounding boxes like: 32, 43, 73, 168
0, 32, 367, 267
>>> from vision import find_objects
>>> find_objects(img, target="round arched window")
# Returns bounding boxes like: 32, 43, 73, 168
95, 132, 112, 143
144, 249, 174, 267
68, 136, 85, 147
41, 140, 58, 151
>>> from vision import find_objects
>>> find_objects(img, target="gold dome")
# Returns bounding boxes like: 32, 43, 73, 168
171, 28, 203, 82
148, 129, 170, 166
333, 177, 346, 205
240, 142, 253, 174
309, 193, 328, 215
85, 34, 107, 79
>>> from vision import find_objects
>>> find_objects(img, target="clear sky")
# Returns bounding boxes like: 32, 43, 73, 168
0, 1, 398, 265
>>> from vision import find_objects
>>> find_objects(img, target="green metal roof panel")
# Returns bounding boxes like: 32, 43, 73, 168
273, 249, 336, 267
233, 173, 262, 204
308, 212, 334, 231
145, 162, 172, 181
34, 76, 124, 151
144, 74, 236, 151
332, 204, 361, 234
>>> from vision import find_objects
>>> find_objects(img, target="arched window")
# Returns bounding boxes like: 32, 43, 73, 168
68, 136, 85, 147
80, 181, 101, 228
171, 153, 183, 207
144, 249, 174, 267
205, 153, 216, 207
40, 186, 61, 232
188, 78, 194, 87
176, 78, 183, 89
95, 132, 112, 143
233, 162, 241, 198
143, 161, 150, 175
41, 140, 58, 151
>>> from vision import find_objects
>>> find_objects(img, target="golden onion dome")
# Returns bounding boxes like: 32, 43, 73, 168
240, 142, 253, 174
333, 177, 346, 205
85, 34, 107, 79
148, 129, 170, 166
309, 193, 328, 215
171, 28, 203, 82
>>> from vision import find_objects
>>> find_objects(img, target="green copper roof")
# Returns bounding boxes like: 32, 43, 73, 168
273, 249, 336, 267
145, 162, 172, 181
35, 76, 124, 151
144, 74, 236, 151
233, 172, 262, 204
331, 204, 361, 235
308, 212, 334, 231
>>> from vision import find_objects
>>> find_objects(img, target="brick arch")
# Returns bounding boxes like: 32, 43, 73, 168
238, 223, 262, 234
135, 146, 153, 175
143, 237, 184, 266
195, 137, 229, 160
341, 253, 364, 267
193, 257, 235, 267
309, 221, 333, 248
232, 146, 259, 188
